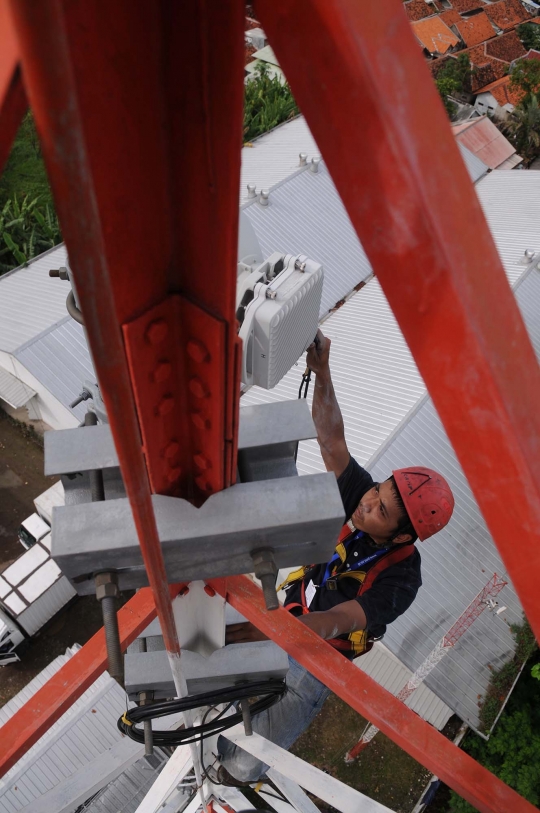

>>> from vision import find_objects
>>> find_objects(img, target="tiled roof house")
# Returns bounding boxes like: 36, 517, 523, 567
454, 11, 497, 46
403, 0, 437, 21
485, 29, 528, 62
448, 0, 487, 12
411, 15, 460, 55
484, 0, 531, 31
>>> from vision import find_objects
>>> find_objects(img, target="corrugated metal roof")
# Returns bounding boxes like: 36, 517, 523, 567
240, 117, 318, 204
457, 141, 489, 183
242, 170, 540, 731
15, 317, 95, 422
475, 171, 540, 286
0, 648, 138, 813
453, 116, 518, 170
0, 368, 35, 408
355, 643, 453, 731
242, 161, 374, 317
369, 397, 524, 733
0, 245, 69, 354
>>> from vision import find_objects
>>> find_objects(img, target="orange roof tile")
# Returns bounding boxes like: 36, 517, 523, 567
485, 29, 528, 62
529, 18, 540, 25
448, 0, 486, 11
455, 11, 497, 46
477, 75, 525, 107
484, 0, 530, 31
438, 9, 462, 27
463, 43, 492, 66
402, 0, 434, 21
411, 16, 460, 53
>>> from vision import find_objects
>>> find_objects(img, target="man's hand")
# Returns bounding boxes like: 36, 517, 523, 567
306, 329, 331, 376
226, 622, 269, 644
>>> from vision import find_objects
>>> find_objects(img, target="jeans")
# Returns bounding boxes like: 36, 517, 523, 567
217, 655, 331, 782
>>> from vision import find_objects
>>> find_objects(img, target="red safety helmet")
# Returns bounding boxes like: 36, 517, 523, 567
393, 467, 454, 541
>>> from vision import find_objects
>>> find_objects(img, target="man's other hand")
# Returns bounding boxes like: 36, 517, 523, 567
226, 622, 269, 644
306, 329, 331, 375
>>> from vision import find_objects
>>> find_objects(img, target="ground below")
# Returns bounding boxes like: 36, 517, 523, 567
0, 410, 131, 706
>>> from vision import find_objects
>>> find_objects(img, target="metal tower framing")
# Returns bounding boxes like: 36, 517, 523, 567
0, 2, 539, 811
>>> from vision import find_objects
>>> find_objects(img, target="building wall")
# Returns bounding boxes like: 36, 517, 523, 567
0, 351, 78, 431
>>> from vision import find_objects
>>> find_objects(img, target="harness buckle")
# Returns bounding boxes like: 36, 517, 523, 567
326, 578, 338, 590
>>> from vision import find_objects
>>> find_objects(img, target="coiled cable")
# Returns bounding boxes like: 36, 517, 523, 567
118, 679, 286, 747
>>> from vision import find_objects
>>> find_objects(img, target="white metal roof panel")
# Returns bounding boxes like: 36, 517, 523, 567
18, 560, 62, 602
457, 141, 489, 183
2, 546, 48, 587
475, 170, 540, 287
3, 593, 25, 615
240, 117, 318, 204
355, 643, 453, 731
0, 368, 35, 408
243, 161, 375, 318
0, 244, 69, 353
0, 650, 132, 813
15, 317, 95, 421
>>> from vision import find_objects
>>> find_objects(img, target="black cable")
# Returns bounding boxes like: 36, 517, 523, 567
297, 368, 312, 400
118, 680, 286, 747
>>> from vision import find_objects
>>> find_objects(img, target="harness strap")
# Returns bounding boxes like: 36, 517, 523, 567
358, 544, 415, 596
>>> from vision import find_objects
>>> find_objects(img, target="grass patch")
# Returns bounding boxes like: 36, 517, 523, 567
0, 112, 53, 209
291, 693, 431, 812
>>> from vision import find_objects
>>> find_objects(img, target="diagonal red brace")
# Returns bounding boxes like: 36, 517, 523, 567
0, 1, 27, 175
209, 575, 537, 813
0, 585, 184, 778
256, 0, 540, 644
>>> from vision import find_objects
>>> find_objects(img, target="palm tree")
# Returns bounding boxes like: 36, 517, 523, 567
503, 96, 540, 167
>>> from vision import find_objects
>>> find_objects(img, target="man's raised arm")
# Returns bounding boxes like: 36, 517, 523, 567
306, 329, 350, 478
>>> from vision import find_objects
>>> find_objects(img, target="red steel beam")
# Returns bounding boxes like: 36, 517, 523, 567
256, 0, 540, 642
9, 0, 244, 667
0, 586, 171, 778
0, 1, 26, 175
210, 575, 536, 813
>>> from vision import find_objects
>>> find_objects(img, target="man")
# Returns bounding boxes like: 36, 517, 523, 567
218, 329, 454, 784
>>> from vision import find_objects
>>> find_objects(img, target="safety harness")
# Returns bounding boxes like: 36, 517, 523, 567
279, 522, 415, 656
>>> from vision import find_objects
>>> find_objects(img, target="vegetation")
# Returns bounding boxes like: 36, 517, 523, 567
517, 22, 540, 52
509, 58, 540, 104
243, 63, 299, 142
435, 54, 473, 119
503, 95, 540, 166
0, 195, 61, 274
448, 619, 539, 812
0, 112, 61, 276
0, 112, 53, 208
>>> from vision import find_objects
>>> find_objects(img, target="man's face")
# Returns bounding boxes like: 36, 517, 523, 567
351, 481, 405, 545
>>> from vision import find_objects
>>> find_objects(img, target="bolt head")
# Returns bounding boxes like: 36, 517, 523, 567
191, 412, 211, 430
193, 453, 210, 470
156, 395, 175, 416
189, 377, 209, 399
164, 441, 179, 458
187, 339, 210, 364
195, 475, 212, 492
146, 319, 169, 345
152, 360, 172, 383
167, 466, 182, 483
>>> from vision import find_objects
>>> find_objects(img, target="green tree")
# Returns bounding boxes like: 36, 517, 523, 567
517, 22, 540, 52
510, 58, 540, 104
436, 75, 460, 117
244, 63, 299, 142
434, 54, 473, 119
503, 95, 540, 165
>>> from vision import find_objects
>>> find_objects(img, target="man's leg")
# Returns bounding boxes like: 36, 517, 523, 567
218, 656, 331, 782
